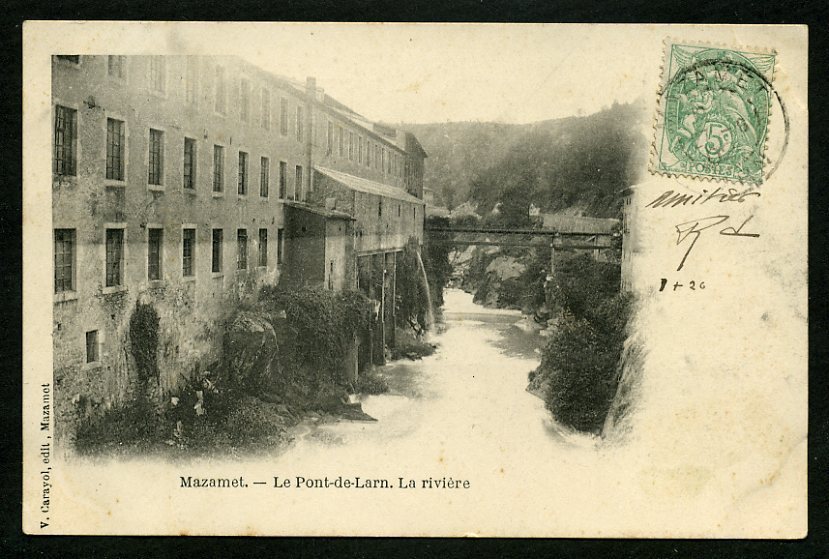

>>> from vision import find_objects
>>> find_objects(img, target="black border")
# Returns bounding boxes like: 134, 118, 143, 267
2, 2, 828, 557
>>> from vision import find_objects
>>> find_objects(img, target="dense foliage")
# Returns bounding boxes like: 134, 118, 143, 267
464, 245, 550, 312
129, 302, 160, 389
535, 254, 631, 434
395, 237, 431, 333
74, 376, 292, 456
548, 253, 621, 320
260, 286, 373, 382
404, 102, 646, 219
422, 217, 453, 309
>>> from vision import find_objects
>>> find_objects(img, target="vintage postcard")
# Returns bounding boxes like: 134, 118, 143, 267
22, 22, 807, 537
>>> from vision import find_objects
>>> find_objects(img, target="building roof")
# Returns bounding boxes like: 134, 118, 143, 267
404, 131, 428, 158
314, 167, 425, 205
540, 214, 620, 234
283, 200, 354, 220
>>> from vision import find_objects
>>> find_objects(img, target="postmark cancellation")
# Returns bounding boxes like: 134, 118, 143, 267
651, 42, 777, 185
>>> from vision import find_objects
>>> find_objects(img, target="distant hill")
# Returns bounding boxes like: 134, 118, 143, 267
401, 101, 647, 219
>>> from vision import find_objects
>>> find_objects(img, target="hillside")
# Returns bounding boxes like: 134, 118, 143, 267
402, 100, 647, 219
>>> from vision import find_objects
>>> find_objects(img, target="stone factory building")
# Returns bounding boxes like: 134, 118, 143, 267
51, 55, 425, 434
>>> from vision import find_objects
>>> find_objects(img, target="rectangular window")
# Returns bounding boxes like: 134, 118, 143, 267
327, 120, 333, 155
382, 148, 387, 174
295, 165, 303, 201
366, 141, 372, 167
338, 126, 344, 156
105, 228, 124, 287
296, 106, 304, 142
148, 129, 164, 185
107, 55, 125, 79
348, 132, 354, 161
106, 118, 125, 181
358, 136, 363, 165
85, 330, 99, 364
279, 161, 287, 199
215, 66, 226, 114
183, 138, 196, 190
182, 228, 195, 277
148, 228, 163, 280
238, 151, 248, 195
328, 261, 334, 290
280, 98, 288, 136
237, 229, 248, 270
53, 105, 76, 176
213, 145, 224, 192
240, 79, 250, 122
261, 88, 270, 129
211, 229, 223, 273
277, 228, 284, 264
378, 199, 383, 217
148, 56, 165, 93
260, 157, 269, 198
185, 58, 198, 104
54, 229, 75, 293
258, 228, 268, 267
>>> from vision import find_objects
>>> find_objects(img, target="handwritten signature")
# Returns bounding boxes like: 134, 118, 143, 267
674, 215, 759, 271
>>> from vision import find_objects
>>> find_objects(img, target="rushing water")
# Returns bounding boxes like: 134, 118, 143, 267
277, 288, 597, 468
414, 249, 435, 328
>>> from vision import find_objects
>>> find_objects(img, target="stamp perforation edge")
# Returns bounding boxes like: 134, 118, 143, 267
649, 37, 779, 186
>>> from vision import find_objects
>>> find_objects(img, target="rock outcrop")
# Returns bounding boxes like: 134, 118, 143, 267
222, 312, 282, 391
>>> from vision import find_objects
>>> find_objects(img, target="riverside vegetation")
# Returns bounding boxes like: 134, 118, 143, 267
416, 103, 644, 435
73, 103, 644, 453
74, 251, 440, 456
457, 239, 631, 435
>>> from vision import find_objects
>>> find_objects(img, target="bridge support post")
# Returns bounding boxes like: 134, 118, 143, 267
384, 252, 396, 349
373, 253, 386, 366
550, 234, 558, 276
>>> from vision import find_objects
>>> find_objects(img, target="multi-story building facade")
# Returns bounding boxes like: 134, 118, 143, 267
51, 55, 425, 434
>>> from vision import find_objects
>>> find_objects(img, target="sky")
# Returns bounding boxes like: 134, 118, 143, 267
237, 24, 655, 124
59, 22, 661, 125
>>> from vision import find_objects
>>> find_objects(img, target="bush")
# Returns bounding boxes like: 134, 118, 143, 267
549, 253, 620, 320
423, 217, 453, 308
540, 294, 631, 433
74, 397, 164, 454
129, 302, 160, 389
260, 286, 373, 383
74, 370, 294, 456
391, 327, 436, 360
354, 369, 390, 395
534, 253, 632, 434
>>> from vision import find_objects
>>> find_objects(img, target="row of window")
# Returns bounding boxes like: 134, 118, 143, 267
58, 55, 305, 139
325, 119, 404, 178
54, 105, 306, 199
54, 226, 285, 294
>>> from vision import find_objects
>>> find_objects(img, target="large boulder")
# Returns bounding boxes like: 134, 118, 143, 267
472, 255, 528, 308
485, 255, 525, 281
222, 312, 282, 391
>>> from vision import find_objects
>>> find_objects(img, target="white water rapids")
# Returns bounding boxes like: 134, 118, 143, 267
59, 288, 803, 536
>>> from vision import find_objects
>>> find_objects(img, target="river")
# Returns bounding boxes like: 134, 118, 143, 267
277, 288, 597, 471
64, 290, 794, 536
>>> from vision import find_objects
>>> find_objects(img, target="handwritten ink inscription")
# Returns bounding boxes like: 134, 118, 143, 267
644, 186, 760, 209
643, 187, 761, 272
659, 278, 706, 291
673, 214, 760, 271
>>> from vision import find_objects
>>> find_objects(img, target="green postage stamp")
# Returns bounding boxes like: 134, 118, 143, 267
652, 42, 777, 184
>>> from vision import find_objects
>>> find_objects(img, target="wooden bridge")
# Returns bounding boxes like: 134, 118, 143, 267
424, 224, 621, 257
